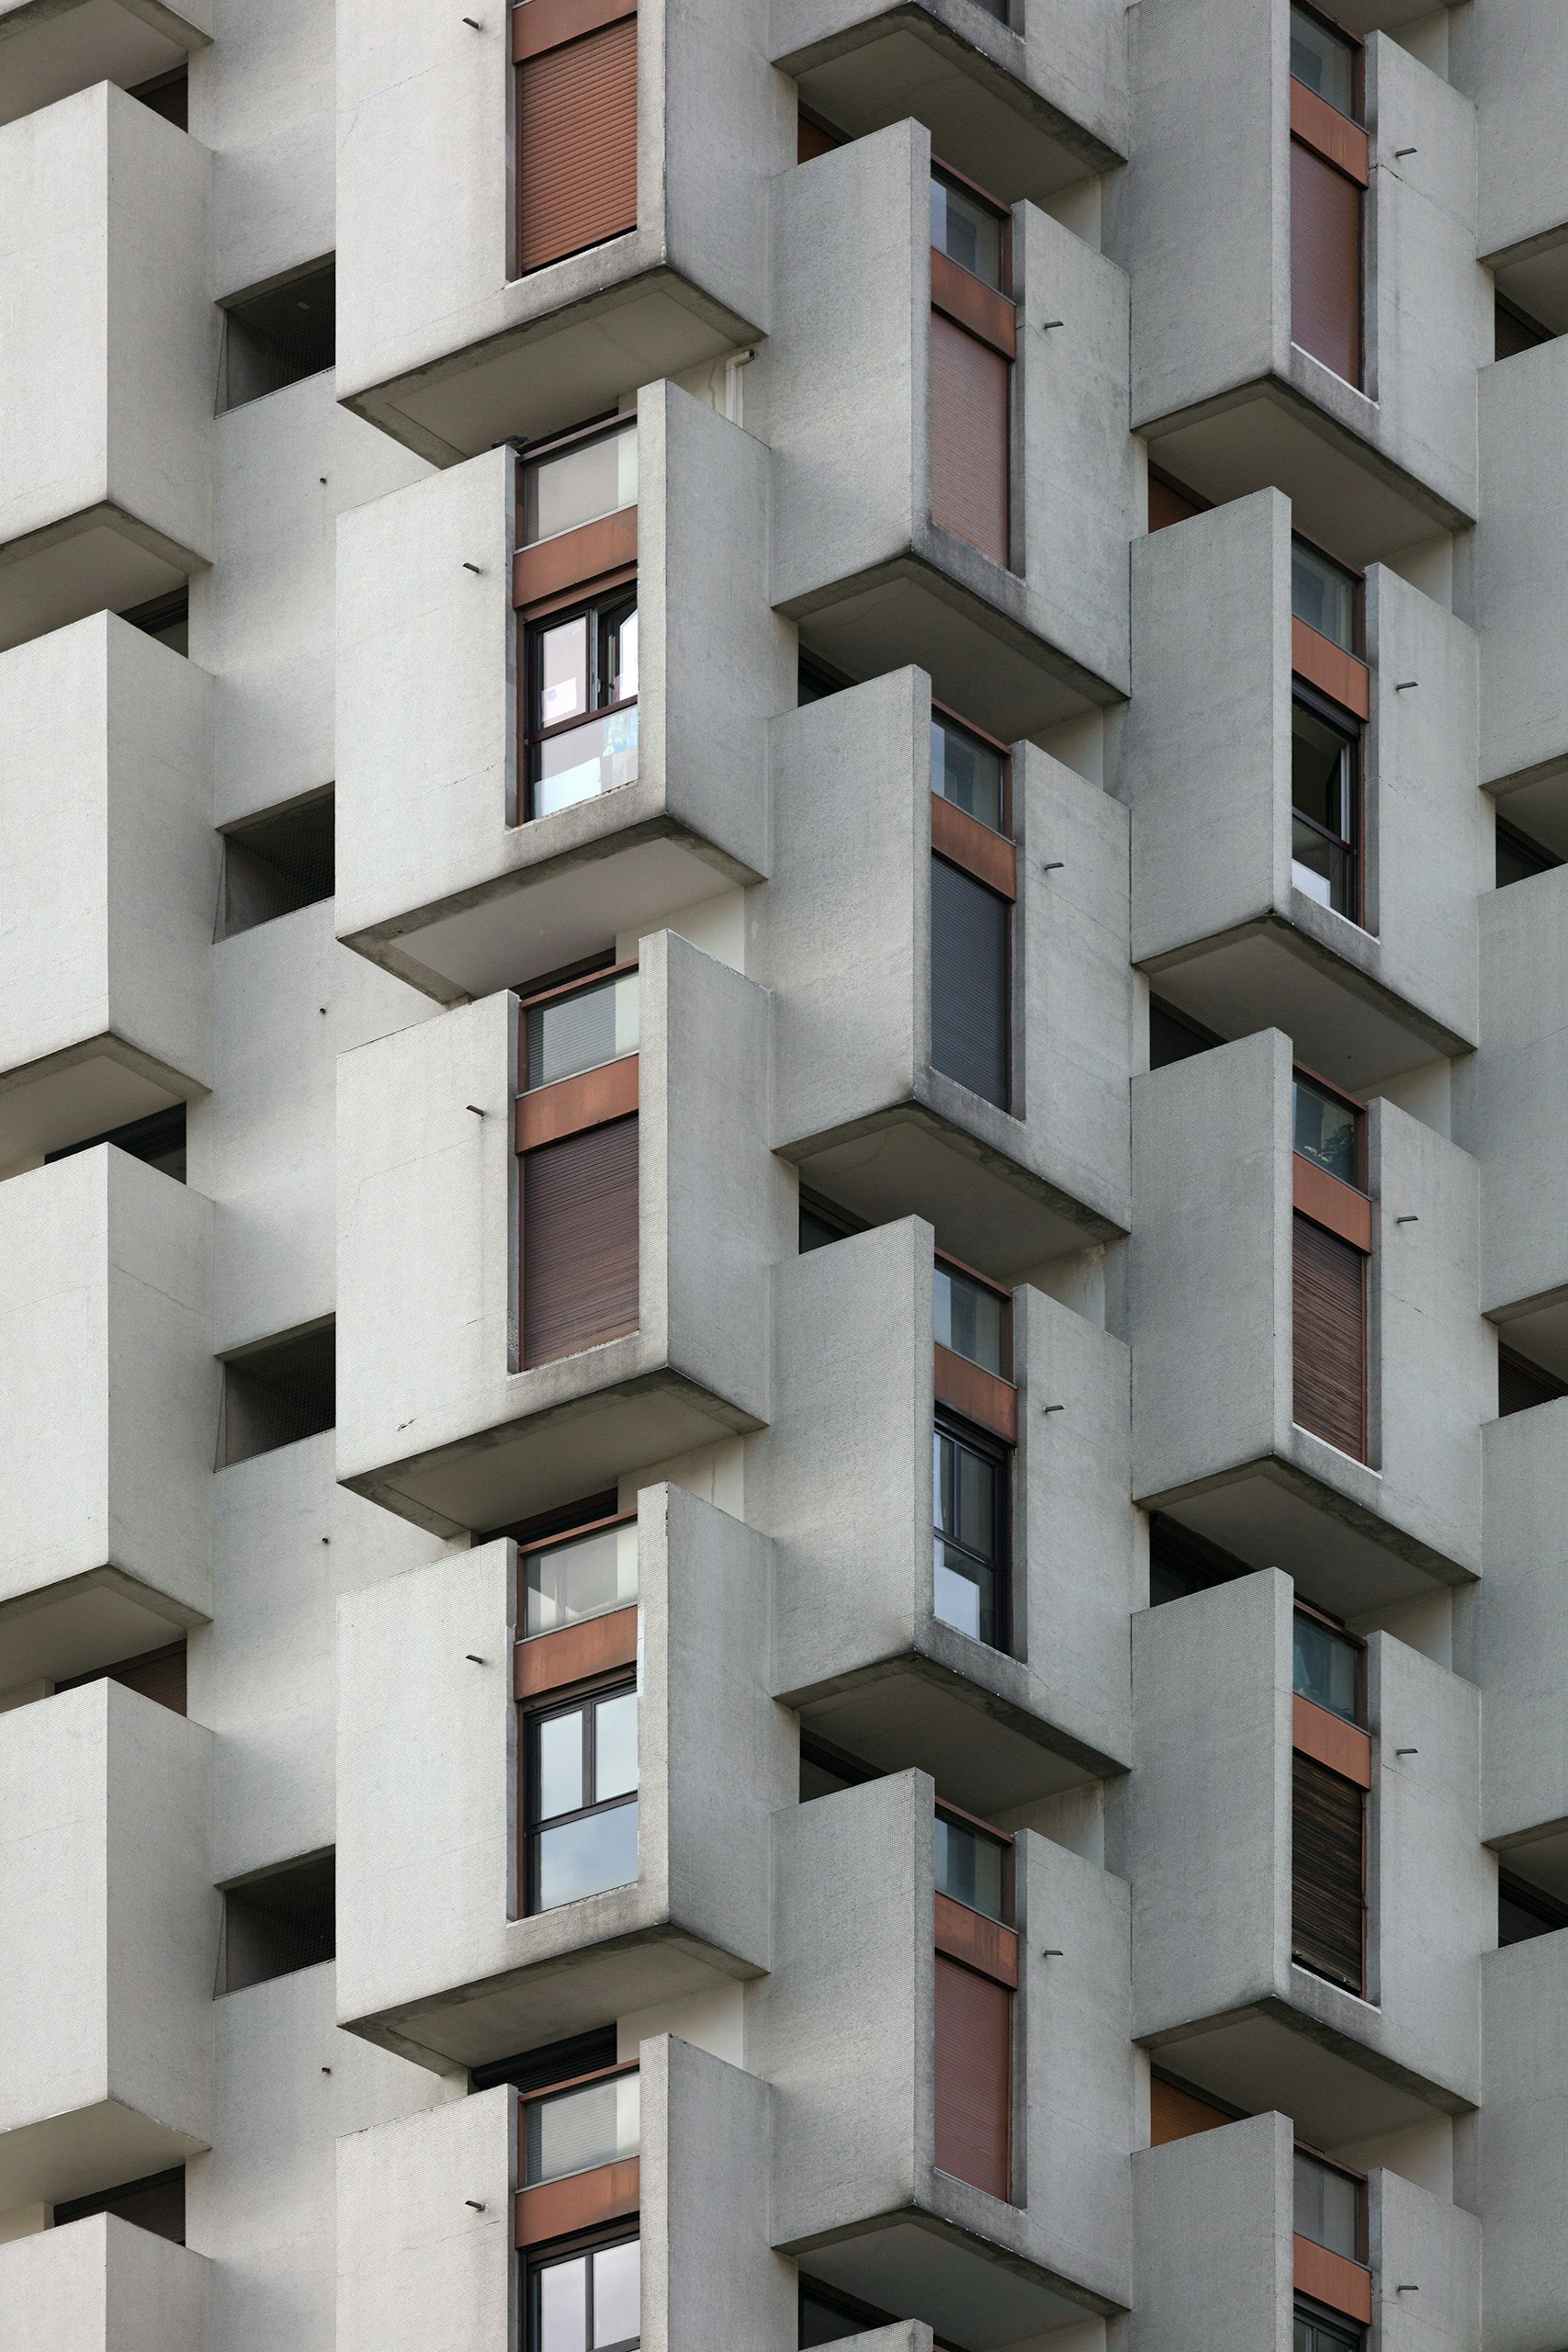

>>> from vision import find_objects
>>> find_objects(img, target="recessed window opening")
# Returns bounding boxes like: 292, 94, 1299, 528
930, 166, 1009, 291
935, 1804, 1010, 1924
1292, 1605, 1363, 1725
1495, 816, 1561, 888
1148, 998, 1224, 1070
52, 2167, 186, 2245
1292, 537, 1360, 654
523, 1514, 638, 1639
218, 261, 335, 413
934, 1255, 1010, 1380
1294, 2307, 1364, 2352
1497, 1344, 1568, 1418
1293, 1071, 1363, 1188
799, 2275, 969, 2350
120, 587, 189, 654
220, 793, 334, 937
523, 964, 639, 1092
56, 1640, 187, 1716
472, 2025, 619, 2097
128, 66, 187, 130
931, 709, 1010, 835
46, 1103, 186, 1183
520, 418, 637, 548
525, 1683, 639, 1914
525, 2062, 640, 2188
934, 1413, 1008, 1649
526, 2229, 640, 2352
1290, 3, 1359, 119
221, 1322, 335, 1464
1495, 293, 1553, 361
1147, 1513, 1249, 1606
798, 1733, 882, 1804
220, 1852, 335, 1991
1292, 691, 1359, 921
525, 589, 639, 820
797, 654, 850, 705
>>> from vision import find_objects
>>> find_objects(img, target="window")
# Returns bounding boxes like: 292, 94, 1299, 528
524, 966, 639, 1092
220, 792, 335, 937
1147, 1513, 1248, 1606
473, 2024, 618, 2095
218, 261, 335, 413
797, 654, 848, 705
1292, 1750, 1365, 1994
798, 2278, 966, 2351
521, 419, 637, 548
1498, 1871, 1568, 1947
931, 856, 1010, 1107
221, 1853, 335, 1992
931, 711, 1008, 835
525, 1683, 638, 1913
934, 1415, 1008, 1647
46, 1104, 186, 1184
934, 1257, 1010, 1379
527, 2229, 640, 2352
1498, 1345, 1568, 1417
53, 2167, 185, 2245
524, 588, 639, 820
57, 1640, 186, 1716
933, 1813, 1015, 2199
1293, 1608, 1362, 1725
1147, 465, 1211, 533
1292, 1073, 1368, 1461
1292, 691, 1359, 921
1148, 997, 1223, 1070
1495, 294, 1553, 361
931, 170, 1007, 292
520, 1114, 639, 1369
1289, 9, 1365, 389
513, 0, 637, 277
1294, 2148, 1365, 2263
929, 169, 1014, 568
1294, 2311, 1363, 2352
525, 2065, 640, 2188
798, 1189, 863, 1254
799, 1733, 880, 1804
221, 1323, 335, 1464
1290, 5, 1356, 116
1292, 540, 1359, 655
1293, 1074, 1361, 1188
1495, 816, 1561, 888
1149, 2072, 1237, 2145
935, 1807, 1010, 1924
524, 1516, 638, 1638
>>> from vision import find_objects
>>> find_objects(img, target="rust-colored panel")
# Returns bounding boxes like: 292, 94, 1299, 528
1289, 79, 1370, 185
515, 1055, 639, 1150
1294, 2236, 1373, 2323
514, 2157, 639, 2246
514, 1605, 638, 1701
1293, 1695, 1372, 1790
1292, 617, 1370, 719
1147, 469, 1210, 533
930, 310, 1010, 569
934, 1954, 1011, 2199
797, 111, 843, 164
1292, 1213, 1367, 1460
931, 792, 1016, 899
515, 16, 637, 276
1292, 1156, 1372, 1251
1292, 138, 1362, 387
514, 0, 637, 62
513, 507, 638, 609
931, 248, 1018, 359
933, 1345, 1018, 1445
521, 1114, 639, 1369
1149, 2077, 1233, 2146
934, 1891, 1020, 1988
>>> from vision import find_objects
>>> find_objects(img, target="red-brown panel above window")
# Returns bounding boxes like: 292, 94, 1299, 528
930, 311, 1010, 569
515, 6, 637, 276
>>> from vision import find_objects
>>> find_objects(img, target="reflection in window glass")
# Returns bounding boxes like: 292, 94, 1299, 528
525, 971, 639, 1091
525, 2071, 640, 2187
1290, 4, 1356, 117
1291, 700, 1358, 920
1293, 2150, 1361, 2261
527, 1686, 639, 1914
931, 716, 1008, 834
1291, 540, 1358, 651
525, 1521, 637, 1635
527, 594, 639, 820
522, 423, 637, 547
1293, 2314, 1362, 2352
934, 1261, 1007, 1378
930, 173, 1005, 290
532, 2235, 641, 2352
1292, 1612, 1360, 1724
935, 1812, 1008, 1922
933, 1421, 1004, 1647
1293, 1076, 1359, 1186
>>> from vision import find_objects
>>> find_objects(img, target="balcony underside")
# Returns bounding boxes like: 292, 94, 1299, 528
0, 504, 198, 656
788, 2210, 1111, 2352
0, 1565, 206, 1690
0, 2097, 208, 2213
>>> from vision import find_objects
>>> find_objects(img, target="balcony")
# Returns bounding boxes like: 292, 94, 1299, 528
748, 1216, 1133, 1814
1473, 1397, 1568, 1903
336, 1485, 791, 2069
1476, 337, 1568, 845
0, 1148, 214, 1692
759, 667, 1131, 1273
0, 1, 209, 129
336, 382, 786, 1006
335, 0, 773, 463
772, 0, 1127, 204
0, 614, 214, 1164
0, 2212, 210, 2352
0, 1679, 213, 2209
1125, 489, 1482, 1091
1120, 12, 1483, 562
1475, 1931, 1568, 2352
1132, 2110, 1480, 2352
759, 1770, 1134, 2343
752, 119, 1135, 743
1473, 1, 1568, 333
1131, 1570, 1486, 2143
0, 83, 213, 651
1131, 1029, 1488, 1612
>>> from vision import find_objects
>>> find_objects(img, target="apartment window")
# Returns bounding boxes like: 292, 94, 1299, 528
526, 2229, 640, 2352
1292, 690, 1359, 921
1292, 1072, 1368, 1459
1292, 540, 1359, 655
525, 1683, 638, 1913
798, 654, 848, 705
1289, 6, 1366, 389
516, 964, 640, 1370
218, 262, 335, 413
799, 1732, 881, 1804
523, 1512, 638, 1638
1294, 1074, 1361, 1188
220, 792, 335, 937
221, 1853, 335, 1992
933, 1802, 1016, 2201
1147, 465, 1211, 533
1295, 2312, 1363, 2352
52, 2167, 185, 2245
1495, 816, 1561, 888
521, 418, 637, 549
931, 710, 1009, 835
525, 964, 639, 1091
128, 66, 188, 129
121, 587, 189, 653
1294, 2149, 1371, 2346
523, 588, 639, 821
57, 1640, 186, 1715
1495, 294, 1552, 361
1295, 2144, 1367, 2256
1498, 1345, 1568, 1417
221, 1323, 335, 1464
513, 0, 637, 277
1149, 2071, 1238, 2145
934, 1257, 1010, 1380
1498, 1871, 1568, 1946
934, 1415, 1008, 1647
935, 1806, 1010, 1925
929, 169, 1014, 567
1293, 1606, 1362, 1726
1148, 997, 1223, 1070
46, 1104, 186, 1184
525, 2064, 640, 2188
798, 1188, 863, 1254
474, 2025, 618, 2095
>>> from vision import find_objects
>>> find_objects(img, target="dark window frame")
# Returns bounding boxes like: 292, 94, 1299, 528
1293, 1061, 1368, 1193
930, 158, 1013, 297
523, 2056, 641, 2188
1291, 682, 1363, 928
1292, 1599, 1367, 1728
521, 580, 639, 824
931, 848, 1013, 1112
933, 1406, 1013, 1655
1293, 2294, 1366, 2352
934, 1248, 1013, 1383
519, 958, 639, 1095
1294, 2139, 1370, 2266
931, 699, 1014, 840
516, 414, 637, 551
524, 2220, 641, 2352
1498, 1869, 1568, 1946
1498, 1343, 1568, 1418
522, 1674, 639, 1918
1290, 0, 1365, 124
935, 1796, 1015, 1928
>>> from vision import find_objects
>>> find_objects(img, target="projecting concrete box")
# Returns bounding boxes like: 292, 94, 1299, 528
1471, 1398, 1568, 1893
0, 81, 213, 650
1130, 1572, 1487, 2145
771, 0, 1127, 201
336, 933, 791, 1536
336, 1485, 793, 2070
747, 1217, 1134, 1812
757, 667, 1132, 1270
754, 119, 1136, 743
1131, 1029, 1489, 1611
1124, 490, 1483, 1090
1473, 1931, 1568, 2352
1116, 5, 1485, 563
0, 2211, 211, 2352
1475, 336, 1568, 846
336, 383, 791, 1005
758, 1770, 1134, 2342
0, 0, 210, 126
0, 613, 215, 1164
0, 1147, 215, 1693
1473, 0, 1568, 315
0, 1679, 214, 2209
335, 0, 783, 463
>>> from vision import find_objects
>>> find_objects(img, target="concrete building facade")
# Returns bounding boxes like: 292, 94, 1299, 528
0, 3, 1563, 2349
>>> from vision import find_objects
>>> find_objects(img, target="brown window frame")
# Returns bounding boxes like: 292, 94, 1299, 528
931, 699, 1015, 847
1292, 1599, 1367, 1729
518, 957, 639, 1097
1293, 1063, 1368, 1197
1291, 681, 1364, 929
517, 577, 639, 826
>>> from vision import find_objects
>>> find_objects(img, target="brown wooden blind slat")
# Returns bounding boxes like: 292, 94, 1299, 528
1291, 139, 1362, 387
1292, 1751, 1365, 1995
930, 310, 1010, 568
934, 1952, 1011, 2199
522, 1114, 639, 1369
1292, 1212, 1366, 1460
516, 17, 637, 276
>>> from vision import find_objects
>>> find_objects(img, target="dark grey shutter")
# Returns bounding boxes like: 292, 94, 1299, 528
1292, 1752, 1365, 1993
931, 854, 1010, 1109
522, 1114, 639, 1368
1292, 1213, 1366, 1459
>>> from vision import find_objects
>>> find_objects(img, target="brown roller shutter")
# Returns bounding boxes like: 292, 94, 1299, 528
1292, 139, 1361, 387
1292, 1213, 1366, 1460
522, 1114, 639, 1368
934, 1953, 1010, 2199
930, 310, 1010, 569
1292, 1751, 1365, 1994
515, 14, 637, 277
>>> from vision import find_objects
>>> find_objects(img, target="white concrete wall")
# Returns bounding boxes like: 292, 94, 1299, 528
188, 0, 331, 300
0, 2211, 211, 2352
1130, 2111, 1292, 2352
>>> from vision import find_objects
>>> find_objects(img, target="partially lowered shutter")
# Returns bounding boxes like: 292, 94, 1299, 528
1292, 1750, 1365, 1994
1292, 1213, 1365, 1459
930, 311, 1010, 567
522, 1114, 639, 1367
514, 2, 638, 276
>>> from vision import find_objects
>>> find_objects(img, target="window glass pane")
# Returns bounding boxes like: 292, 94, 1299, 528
592, 2237, 641, 2349
1291, 541, 1357, 650
605, 604, 637, 703
1293, 1077, 1359, 1185
526, 2071, 640, 2185
934, 1539, 994, 1644
525, 1522, 637, 1635
536, 1800, 639, 1910
535, 707, 641, 816
1290, 5, 1356, 115
1293, 1614, 1359, 1723
1292, 814, 1356, 918
522, 423, 637, 547
536, 1710, 585, 1822
1294, 2151, 1360, 2260
538, 617, 590, 730
934, 1261, 1006, 1377
930, 174, 1004, 289
1292, 706, 1352, 841
935, 1814, 1007, 1921
538, 2252, 590, 2352
525, 972, 639, 1091
931, 717, 1007, 834
594, 1690, 638, 1803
